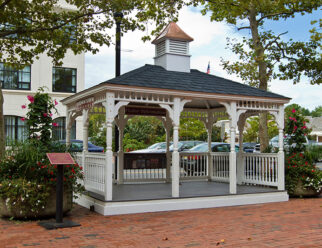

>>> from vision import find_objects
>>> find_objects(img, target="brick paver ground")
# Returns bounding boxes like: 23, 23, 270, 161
1, 198, 321, 248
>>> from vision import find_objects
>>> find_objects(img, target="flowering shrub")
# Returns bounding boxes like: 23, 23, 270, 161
284, 108, 321, 196
24, 87, 58, 146
284, 108, 310, 154
0, 140, 84, 218
0, 89, 84, 218
285, 153, 322, 195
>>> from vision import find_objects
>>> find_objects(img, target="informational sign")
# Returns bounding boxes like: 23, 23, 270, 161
125, 106, 166, 116
76, 97, 94, 112
46, 153, 75, 165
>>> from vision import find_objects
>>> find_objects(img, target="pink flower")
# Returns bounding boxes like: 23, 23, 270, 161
289, 117, 292, 120
43, 113, 48, 117
294, 126, 297, 130
49, 113, 53, 117
20, 117, 25, 121
27, 95, 34, 103
54, 100, 58, 106
292, 109, 296, 113
52, 123, 59, 127
21, 104, 26, 109
302, 126, 307, 129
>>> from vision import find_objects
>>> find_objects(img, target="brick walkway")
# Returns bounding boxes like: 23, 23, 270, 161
1, 198, 321, 248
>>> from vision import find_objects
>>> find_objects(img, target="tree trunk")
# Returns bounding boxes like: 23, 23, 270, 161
249, 7, 269, 152
0, 88, 5, 159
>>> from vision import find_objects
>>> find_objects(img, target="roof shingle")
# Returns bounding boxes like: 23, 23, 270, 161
104, 64, 289, 99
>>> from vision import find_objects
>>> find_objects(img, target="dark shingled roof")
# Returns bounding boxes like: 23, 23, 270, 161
104, 64, 289, 99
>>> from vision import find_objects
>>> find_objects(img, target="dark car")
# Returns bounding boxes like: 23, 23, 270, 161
60, 139, 104, 152
243, 142, 257, 153
180, 142, 239, 174
169, 141, 204, 152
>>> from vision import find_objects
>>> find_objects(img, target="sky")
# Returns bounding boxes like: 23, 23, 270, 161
85, 6, 321, 111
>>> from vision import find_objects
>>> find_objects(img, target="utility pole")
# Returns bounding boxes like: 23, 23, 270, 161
114, 12, 123, 179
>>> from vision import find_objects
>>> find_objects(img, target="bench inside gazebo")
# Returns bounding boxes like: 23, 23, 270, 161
61, 23, 290, 216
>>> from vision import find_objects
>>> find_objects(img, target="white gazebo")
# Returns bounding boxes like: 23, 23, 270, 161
61, 23, 290, 215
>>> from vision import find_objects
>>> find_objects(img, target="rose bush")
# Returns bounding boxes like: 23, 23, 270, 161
284, 108, 322, 197
0, 88, 84, 218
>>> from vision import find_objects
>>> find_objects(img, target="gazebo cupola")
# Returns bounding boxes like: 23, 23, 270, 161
152, 22, 193, 73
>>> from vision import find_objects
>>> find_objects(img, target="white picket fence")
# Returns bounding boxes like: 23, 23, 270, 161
180, 152, 208, 179
75, 152, 106, 195
242, 153, 278, 186
211, 152, 230, 182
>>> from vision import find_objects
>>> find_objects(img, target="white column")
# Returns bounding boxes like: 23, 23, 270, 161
277, 106, 285, 191
66, 110, 73, 148
165, 114, 172, 183
116, 108, 126, 184
82, 109, 89, 152
229, 102, 237, 194
82, 109, 89, 174
206, 111, 214, 180
103, 92, 115, 201
171, 97, 181, 197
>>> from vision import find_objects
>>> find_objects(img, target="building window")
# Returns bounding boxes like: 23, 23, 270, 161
0, 63, 31, 90
52, 117, 76, 141
5, 116, 28, 144
52, 67, 76, 93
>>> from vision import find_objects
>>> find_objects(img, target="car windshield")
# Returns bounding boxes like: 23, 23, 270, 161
189, 143, 208, 152
71, 142, 83, 149
270, 136, 279, 142
147, 143, 161, 149
169, 142, 183, 151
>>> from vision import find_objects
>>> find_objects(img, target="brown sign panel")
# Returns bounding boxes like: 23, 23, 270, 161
47, 153, 75, 165
125, 106, 166, 116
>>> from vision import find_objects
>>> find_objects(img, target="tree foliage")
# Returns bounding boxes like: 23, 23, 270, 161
285, 103, 311, 118
243, 115, 278, 143
0, 0, 186, 158
0, 0, 185, 66
311, 105, 322, 117
197, 0, 321, 151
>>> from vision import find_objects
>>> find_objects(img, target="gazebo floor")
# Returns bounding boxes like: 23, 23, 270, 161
76, 181, 288, 216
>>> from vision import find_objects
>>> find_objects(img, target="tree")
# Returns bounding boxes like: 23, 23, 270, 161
197, 0, 321, 151
0, 0, 186, 158
243, 115, 278, 143
285, 103, 311, 118
311, 106, 322, 117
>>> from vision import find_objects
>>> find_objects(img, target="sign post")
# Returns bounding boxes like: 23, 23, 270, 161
38, 153, 81, 230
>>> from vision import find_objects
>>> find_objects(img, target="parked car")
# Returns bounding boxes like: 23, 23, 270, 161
180, 142, 239, 174
254, 135, 320, 153
131, 141, 203, 153
59, 139, 104, 152
130, 142, 171, 153
243, 142, 257, 153
169, 140, 204, 152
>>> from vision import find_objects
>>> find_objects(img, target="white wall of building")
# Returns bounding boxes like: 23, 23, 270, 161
3, 50, 84, 140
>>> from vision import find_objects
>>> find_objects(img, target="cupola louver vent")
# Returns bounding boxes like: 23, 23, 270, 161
156, 40, 166, 57
169, 40, 188, 55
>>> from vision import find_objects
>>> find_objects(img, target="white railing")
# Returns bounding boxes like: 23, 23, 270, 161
74, 152, 106, 195
242, 153, 278, 187
211, 152, 230, 182
180, 152, 208, 179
